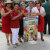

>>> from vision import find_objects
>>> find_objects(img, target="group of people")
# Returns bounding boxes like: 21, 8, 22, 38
0, 0, 50, 48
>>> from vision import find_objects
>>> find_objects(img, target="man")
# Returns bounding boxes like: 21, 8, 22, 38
42, 0, 50, 34
26, 1, 34, 17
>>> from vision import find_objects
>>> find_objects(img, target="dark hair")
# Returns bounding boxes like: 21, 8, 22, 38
35, 1, 42, 6
5, 3, 13, 9
14, 3, 19, 6
29, 1, 33, 4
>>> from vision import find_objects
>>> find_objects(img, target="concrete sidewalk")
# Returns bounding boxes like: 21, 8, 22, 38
0, 31, 50, 50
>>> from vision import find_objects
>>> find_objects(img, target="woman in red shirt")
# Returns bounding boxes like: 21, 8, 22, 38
1, 1, 12, 45
32, 1, 46, 41
18, 2, 28, 42
10, 3, 23, 48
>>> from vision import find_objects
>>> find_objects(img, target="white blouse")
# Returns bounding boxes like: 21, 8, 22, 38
32, 6, 45, 17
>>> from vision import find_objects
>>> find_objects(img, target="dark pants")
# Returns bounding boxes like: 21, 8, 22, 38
0, 14, 1, 19
19, 20, 24, 37
44, 15, 50, 34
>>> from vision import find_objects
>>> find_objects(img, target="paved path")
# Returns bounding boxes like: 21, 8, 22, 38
0, 31, 50, 50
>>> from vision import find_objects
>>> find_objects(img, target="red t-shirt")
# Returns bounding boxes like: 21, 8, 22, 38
10, 10, 20, 28
18, 7, 28, 20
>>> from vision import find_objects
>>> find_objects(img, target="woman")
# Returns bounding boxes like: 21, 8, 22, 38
10, 3, 22, 48
18, 2, 28, 42
32, 1, 46, 41
1, 0, 12, 45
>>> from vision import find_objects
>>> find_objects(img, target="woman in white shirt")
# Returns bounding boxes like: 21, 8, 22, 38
32, 1, 46, 41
